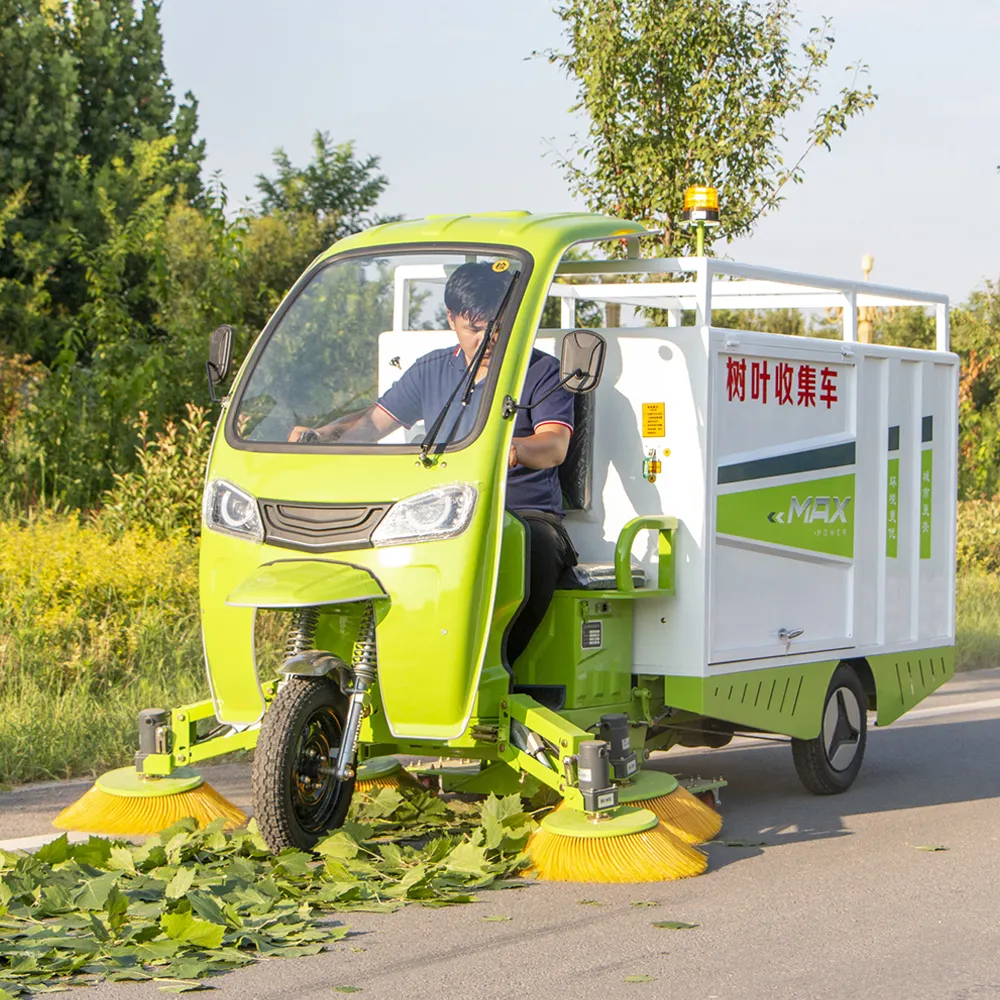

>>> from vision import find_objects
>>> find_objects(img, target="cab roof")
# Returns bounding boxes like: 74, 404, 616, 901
323, 211, 650, 264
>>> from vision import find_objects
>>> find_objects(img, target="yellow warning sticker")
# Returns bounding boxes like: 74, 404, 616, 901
492, 259, 510, 272
642, 402, 666, 437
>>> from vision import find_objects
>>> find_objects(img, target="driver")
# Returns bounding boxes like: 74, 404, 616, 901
288, 261, 577, 667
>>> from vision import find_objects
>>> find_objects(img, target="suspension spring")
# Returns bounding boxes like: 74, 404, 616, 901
284, 606, 320, 659
351, 601, 378, 686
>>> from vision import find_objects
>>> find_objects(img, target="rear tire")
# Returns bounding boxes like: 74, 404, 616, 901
252, 677, 355, 852
791, 663, 867, 795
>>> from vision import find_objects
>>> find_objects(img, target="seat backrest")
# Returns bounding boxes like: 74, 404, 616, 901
559, 392, 594, 511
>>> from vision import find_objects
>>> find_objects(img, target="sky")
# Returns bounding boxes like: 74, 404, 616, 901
159, 0, 1000, 304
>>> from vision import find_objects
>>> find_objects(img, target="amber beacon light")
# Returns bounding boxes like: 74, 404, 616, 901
681, 186, 720, 225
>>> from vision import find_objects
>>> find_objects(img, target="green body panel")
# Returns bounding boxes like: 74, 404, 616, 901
226, 559, 388, 610
716, 474, 856, 557
869, 646, 953, 727
514, 594, 633, 711
663, 661, 840, 740
200, 213, 646, 737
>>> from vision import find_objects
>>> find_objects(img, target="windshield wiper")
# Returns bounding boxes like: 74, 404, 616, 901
419, 270, 520, 467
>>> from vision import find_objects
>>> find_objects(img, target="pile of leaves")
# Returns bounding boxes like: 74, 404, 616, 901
0, 789, 536, 995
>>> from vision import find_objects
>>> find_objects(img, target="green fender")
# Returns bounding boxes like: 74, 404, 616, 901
202, 559, 388, 727
226, 559, 389, 613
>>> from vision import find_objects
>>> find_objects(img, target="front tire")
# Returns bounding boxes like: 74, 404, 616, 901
253, 677, 355, 851
791, 663, 867, 795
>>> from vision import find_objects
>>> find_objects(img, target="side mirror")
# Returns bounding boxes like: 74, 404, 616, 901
208, 325, 234, 384
206, 325, 234, 402
560, 329, 606, 394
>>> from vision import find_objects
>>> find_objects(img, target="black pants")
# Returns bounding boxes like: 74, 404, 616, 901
505, 509, 577, 667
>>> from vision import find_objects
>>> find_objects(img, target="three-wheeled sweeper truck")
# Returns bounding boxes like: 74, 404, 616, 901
57, 211, 959, 881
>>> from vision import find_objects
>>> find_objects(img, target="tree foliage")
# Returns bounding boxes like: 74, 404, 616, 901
256, 131, 395, 246
0, 0, 204, 364
546, 0, 877, 254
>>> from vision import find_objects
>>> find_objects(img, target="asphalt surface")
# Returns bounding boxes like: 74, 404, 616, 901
3, 668, 1000, 1000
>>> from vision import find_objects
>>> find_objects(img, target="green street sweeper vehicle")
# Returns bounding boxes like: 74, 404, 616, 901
58, 209, 959, 881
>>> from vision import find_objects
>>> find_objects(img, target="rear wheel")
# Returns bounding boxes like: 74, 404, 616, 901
791, 663, 867, 795
253, 677, 354, 851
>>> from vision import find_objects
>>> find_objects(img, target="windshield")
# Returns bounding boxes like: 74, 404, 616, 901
230, 249, 526, 449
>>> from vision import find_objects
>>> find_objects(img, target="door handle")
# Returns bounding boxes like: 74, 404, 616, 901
777, 628, 804, 641
777, 627, 804, 651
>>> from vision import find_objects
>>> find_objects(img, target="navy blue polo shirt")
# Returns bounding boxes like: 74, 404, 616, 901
378, 347, 574, 516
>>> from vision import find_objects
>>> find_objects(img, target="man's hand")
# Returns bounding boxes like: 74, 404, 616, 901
509, 424, 571, 470
287, 405, 401, 445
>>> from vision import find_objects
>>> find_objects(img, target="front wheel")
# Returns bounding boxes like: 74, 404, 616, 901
791, 664, 867, 795
253, 677, 355, 851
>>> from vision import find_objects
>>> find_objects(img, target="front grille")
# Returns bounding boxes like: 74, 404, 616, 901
259, 500, 390, 553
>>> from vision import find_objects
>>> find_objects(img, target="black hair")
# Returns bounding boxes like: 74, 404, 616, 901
444, 262, 512, 324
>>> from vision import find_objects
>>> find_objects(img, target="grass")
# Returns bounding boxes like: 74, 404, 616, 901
955, 571, 1000, 671
1, 512, 998, 786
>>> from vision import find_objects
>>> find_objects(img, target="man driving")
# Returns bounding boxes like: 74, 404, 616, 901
288, 261, 577, 667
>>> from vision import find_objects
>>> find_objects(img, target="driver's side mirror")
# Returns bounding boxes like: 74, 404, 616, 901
206, 325, 234, 402
560, 329, 606, 394
208, 325, 234, 384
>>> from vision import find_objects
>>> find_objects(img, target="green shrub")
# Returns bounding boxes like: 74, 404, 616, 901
956, 497, 1000, 574
97, 403, 212, 538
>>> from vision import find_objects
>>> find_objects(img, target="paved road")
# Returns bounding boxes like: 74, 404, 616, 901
3, 669, 1000, 1000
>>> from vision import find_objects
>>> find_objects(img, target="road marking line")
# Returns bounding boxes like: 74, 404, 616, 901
0, 831, 90, 853
892, 696, 1000, 721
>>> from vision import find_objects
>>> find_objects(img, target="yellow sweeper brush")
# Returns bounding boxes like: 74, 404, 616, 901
53, 766, 246, 837
354, 756, 420, 794
615, 770, 722, 846
551, 769, 722, 847
527, 806, 707, 883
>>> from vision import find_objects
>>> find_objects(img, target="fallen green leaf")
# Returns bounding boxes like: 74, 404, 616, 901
630, 901, 659, 907
910, 844, 948, 852
0, 786, 534, 995
624, 974, 656, 983
333, 988, 363, 994
481, 915, 510, 922
651, 920, 698, 930
578, 899, 606, 905
165, 866, 196, 900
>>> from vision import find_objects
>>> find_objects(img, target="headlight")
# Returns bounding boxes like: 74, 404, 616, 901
371, 484, 477, 547
202, 479, 263, 543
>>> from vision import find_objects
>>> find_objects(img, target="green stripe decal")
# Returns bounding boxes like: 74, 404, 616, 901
886, 457, 899, 558
717, 442, 856, 485
920, 448, 933, 559
717, 474, 855, 557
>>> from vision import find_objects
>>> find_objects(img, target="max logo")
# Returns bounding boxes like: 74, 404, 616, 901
767, 496, 851, 524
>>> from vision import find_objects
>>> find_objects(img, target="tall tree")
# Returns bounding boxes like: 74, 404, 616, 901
255, 131, 394, 246
0, 0, 204, 363
546, 0, 876, 255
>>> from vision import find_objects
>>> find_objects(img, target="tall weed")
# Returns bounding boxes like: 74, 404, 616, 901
98, 403, 212, 538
